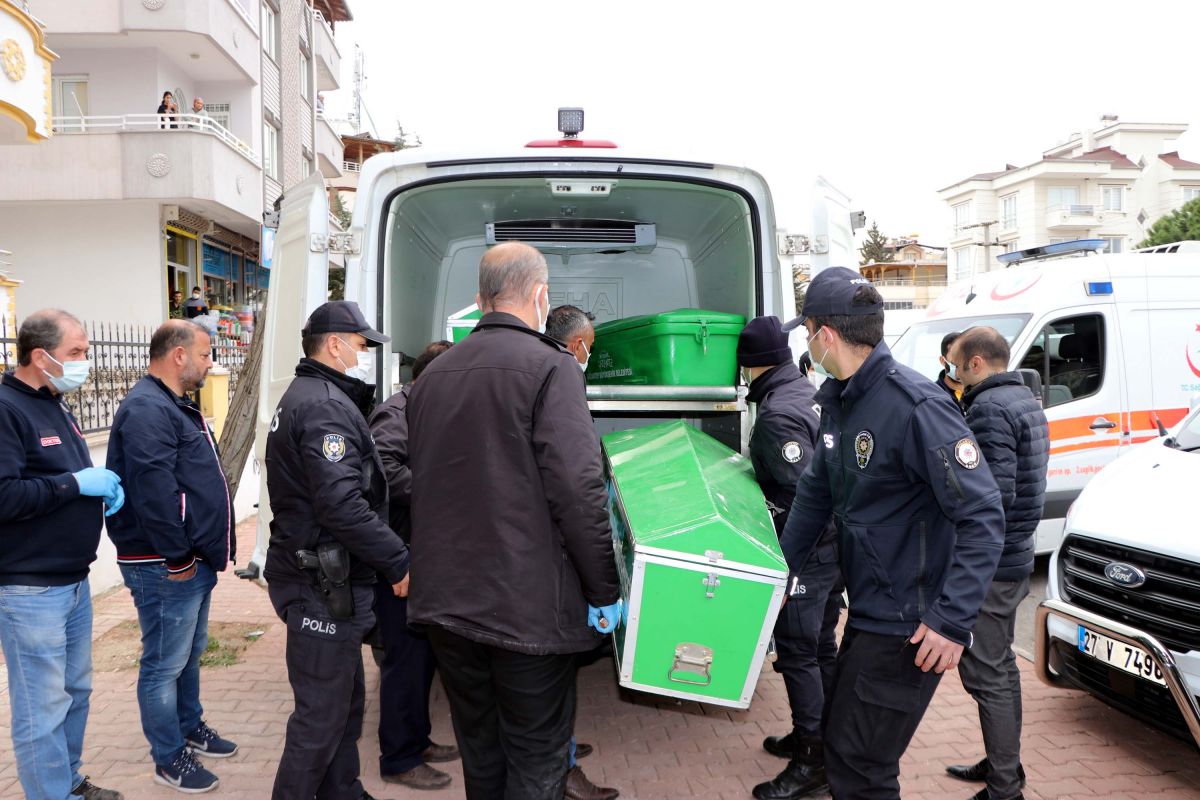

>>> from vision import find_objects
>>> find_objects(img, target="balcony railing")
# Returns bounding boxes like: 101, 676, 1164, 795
871, 278, 948, 287
342, 160, 362, 172
51, 113, 259, 166
223, 0, 257, 33
1048, 204, 1096, 216
312, 8, 336, 40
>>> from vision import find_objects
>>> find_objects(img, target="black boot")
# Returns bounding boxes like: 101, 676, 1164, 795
752, 735, 827, 800
762, 730, 796, 759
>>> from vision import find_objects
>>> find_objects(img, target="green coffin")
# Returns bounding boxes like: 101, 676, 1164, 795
586, 308, 745, 386
603, 420, 786, 708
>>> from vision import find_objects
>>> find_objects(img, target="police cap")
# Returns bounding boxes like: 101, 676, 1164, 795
302, 300, 390, 345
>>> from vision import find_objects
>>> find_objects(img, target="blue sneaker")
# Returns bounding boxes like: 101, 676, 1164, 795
185, 721, 238, 758
154, 749, 218, 793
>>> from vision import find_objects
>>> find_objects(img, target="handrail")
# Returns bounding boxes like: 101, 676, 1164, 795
51, 114, 259, 166
1047, 204, 1097, 216
223, 0, 257, 33
342, 160, 361, 172
311, 9, 338, 52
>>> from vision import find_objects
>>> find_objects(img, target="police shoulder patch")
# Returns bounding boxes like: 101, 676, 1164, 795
782, 441, 803, 463
854, 430, 874, 469
955, 437, 980, 469
322, 433, 346, 462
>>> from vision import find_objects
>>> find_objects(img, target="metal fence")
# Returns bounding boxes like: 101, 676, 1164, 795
0, 318, 250, 433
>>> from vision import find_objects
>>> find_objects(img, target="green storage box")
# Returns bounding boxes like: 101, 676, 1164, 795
587, 309, 745, 386
603, 420, 787, 708
445, 303, 482, 342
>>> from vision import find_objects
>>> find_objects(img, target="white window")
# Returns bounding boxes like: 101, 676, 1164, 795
205, 102, 231, 131
261, 3, 278, 62
1184, 186, 1200, 203
1101, 185, 1124, 212
300, 53, 311, 102
953, 202, 970, 232
263, 122, 280, 180
1048, 237, 1073, 244
1003, 241, 1020, 254
52, 74, 89, 132
1001, 194, 1017, 229
954, 246, 972, 281
1047, 186, 1081, 210
1101, 236, 1123, 254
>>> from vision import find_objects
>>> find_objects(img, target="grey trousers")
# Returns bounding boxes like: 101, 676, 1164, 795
959, 576, 1030, 800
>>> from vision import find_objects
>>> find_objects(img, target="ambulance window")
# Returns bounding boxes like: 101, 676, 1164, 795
1025, 313, 1105, 408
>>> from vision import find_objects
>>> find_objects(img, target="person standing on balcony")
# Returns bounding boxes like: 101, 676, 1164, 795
157, 91, 177, 130
0, 309, 126, 800
105, 320, 238, 794
191, 98, 208, 130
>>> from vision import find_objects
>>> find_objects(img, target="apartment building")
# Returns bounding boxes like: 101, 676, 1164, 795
939, 116, 1200, 282
0, 0, 347, 327
859, 239, 948, 310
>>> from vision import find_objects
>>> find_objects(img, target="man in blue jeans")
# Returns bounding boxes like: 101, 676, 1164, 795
0, 309, 126, 800
106, 320, 238, 794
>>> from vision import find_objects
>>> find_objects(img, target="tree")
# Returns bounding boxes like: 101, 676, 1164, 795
793, 265, 807, 313
393, 122, 423, 150
858, 221, 893, 266
1137, 198, 1200, 248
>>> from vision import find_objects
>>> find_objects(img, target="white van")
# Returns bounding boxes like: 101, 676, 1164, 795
243, 120, 855, 581
889, 240, 1200, 553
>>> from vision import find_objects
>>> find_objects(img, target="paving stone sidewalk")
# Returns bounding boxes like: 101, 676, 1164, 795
1, 517, 1197, 799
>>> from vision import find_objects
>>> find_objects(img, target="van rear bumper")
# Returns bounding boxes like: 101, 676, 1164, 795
1035, 598, 1200, 748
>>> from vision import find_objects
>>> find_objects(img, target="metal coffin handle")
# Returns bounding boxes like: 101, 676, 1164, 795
668, 642, 714, 686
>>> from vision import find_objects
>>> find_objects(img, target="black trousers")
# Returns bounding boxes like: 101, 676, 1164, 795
426, 626, 576, 800
773, 559, 844, 736
269, 581, 376, 800
823, 628, 942, 800
374, 581, 437, 775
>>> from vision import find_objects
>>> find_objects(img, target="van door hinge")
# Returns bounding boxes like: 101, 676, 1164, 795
310, 231, 362, 255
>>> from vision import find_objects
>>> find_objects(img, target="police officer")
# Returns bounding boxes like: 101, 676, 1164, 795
736, 317, 843, 800
779, 268, 1006, 800
264, 300, 410, 800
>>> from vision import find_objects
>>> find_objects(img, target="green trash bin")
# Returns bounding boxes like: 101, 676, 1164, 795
586, 309, 746, 386
603, 420, 787, 708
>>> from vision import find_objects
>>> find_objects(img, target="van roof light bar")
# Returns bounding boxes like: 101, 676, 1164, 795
996, 239, 1106, 266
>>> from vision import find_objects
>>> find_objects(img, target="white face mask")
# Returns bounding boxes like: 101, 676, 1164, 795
43, 352, 91, 393
578, 340, 590, 373
946, 361, 960, 382
534, 284, 548, 334
336, 337, 375, 384
808, 329, 833, 378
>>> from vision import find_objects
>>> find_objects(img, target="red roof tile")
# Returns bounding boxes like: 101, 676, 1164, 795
1062, 146, 1139, 170
1159, 151, 1200, 170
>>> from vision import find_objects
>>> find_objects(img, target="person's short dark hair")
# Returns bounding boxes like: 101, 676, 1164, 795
798, 351, 813, 376
545, 305, 595, 343
191, 286, 202, 293
412, 340, 453, 382
301, 332, 331, 358
806, 285, 885, 349
955, 326, 1010, 369
16, 309, 83, 366
149, 320, 205, 360
940, 331, 961, 359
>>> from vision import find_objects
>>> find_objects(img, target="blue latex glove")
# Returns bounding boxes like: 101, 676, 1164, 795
74, 467, 121, 499
588, 600, 623, 635
104, 482, 125, 517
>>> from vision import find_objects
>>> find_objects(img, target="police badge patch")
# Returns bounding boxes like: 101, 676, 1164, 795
322, 433, 346, 462
782, 441, 803, 463
955, 438, 980, 469
854, 431, 874, 469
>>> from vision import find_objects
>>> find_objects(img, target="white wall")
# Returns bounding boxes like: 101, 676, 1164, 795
0, 201, 166, 327
53, 47, 159, 116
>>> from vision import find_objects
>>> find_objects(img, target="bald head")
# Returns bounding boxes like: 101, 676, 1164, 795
478, 242, 548, 312
953, 326, 1010, 370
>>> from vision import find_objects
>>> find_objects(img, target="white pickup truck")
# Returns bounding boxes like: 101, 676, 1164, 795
1035, 399, 1200, 748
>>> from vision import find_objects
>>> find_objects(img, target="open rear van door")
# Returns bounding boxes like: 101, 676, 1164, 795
244, 175, 331, 582
810, 176, 856, 275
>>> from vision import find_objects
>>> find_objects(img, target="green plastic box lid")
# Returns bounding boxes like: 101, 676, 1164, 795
593, 308, 745, 336
603, 420, 786, 575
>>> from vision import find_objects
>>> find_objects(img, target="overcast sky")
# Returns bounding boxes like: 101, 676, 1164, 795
330, 0, 1200, 249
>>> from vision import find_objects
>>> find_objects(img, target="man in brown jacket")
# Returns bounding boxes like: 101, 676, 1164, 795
407, 242, 620, 800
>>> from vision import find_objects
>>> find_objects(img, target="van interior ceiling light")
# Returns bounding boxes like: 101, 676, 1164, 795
558, 107, 585, 138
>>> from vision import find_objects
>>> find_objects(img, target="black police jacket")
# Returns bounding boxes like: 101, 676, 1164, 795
780, 342, 1005, 647
961, 372, 1049, 582
263, 359, 408, 586
747, 363, 837, 562
407, 312, 619, 656
106, 375, 234, 573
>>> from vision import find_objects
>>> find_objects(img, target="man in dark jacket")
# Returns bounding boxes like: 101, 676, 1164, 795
368, 339, 458, 791
736, 316, 843, 800
0, 309, 125, 800
183, 286, 209, 319
779, 268, 1005, 800
107, 319, 237, 793
264, 300, 411, 800
407, 242, 621, 800
944, 326, 1049, 800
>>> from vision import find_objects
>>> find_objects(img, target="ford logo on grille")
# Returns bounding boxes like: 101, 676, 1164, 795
1104, 562, 1147, 588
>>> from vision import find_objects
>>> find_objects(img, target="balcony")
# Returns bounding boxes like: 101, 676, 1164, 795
1, 113, 262, 234
1045, 204, 1105, 231
312, 9, 341, 91
315, 113, 343, 178
34, 0, 259, 82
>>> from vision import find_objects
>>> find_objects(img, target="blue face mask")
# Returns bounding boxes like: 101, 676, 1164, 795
946, 361, 959, 382
43, 353, 91, 394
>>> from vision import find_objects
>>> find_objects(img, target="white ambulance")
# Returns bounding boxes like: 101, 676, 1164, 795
243, 111, 856, 581
890, 239, 1200, 553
